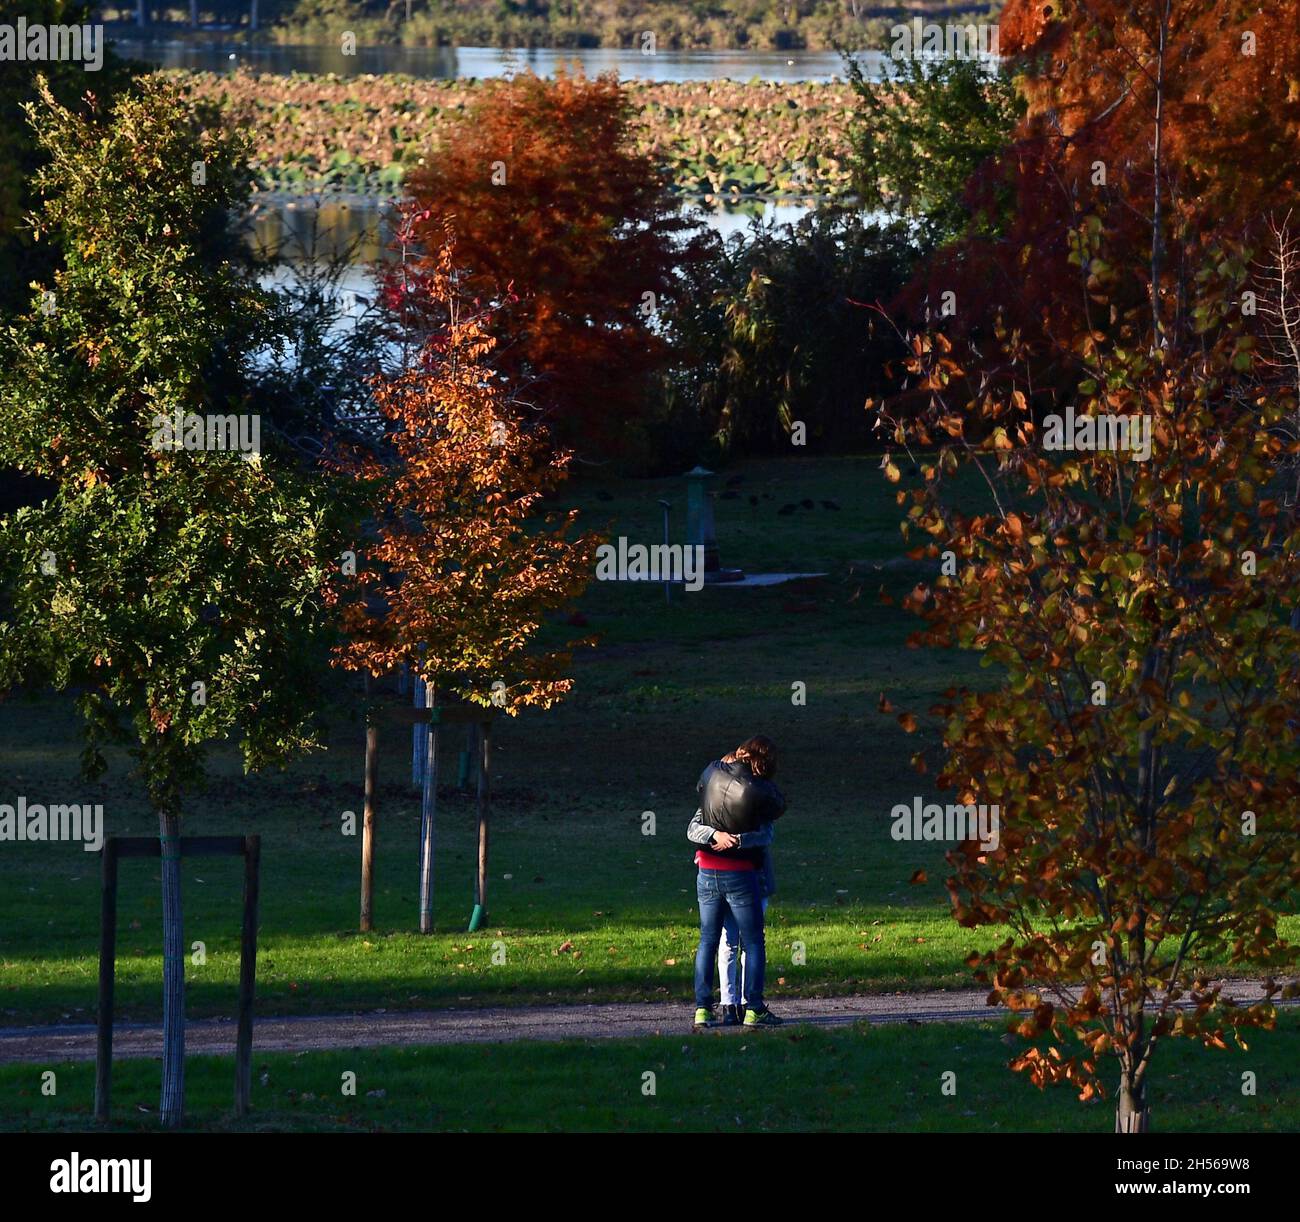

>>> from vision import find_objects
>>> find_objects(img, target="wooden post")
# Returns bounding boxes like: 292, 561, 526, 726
94, 836, 255, 1126
360, 674, 379, 933
418, 681, 439, 933
475, 720, 492, 917
94, 837, 119, 1122
234, 835, 261, 1117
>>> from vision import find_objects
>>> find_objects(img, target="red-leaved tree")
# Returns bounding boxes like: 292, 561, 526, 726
389, 70, 700, 460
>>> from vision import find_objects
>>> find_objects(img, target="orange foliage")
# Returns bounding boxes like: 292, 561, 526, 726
390, 71, 699, 459
338, 229, 599, 709
880, 233, 1300, 1105
907, 1, 1300, 344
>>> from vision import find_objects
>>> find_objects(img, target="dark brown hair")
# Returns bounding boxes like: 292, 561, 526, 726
723, 735, 777, 779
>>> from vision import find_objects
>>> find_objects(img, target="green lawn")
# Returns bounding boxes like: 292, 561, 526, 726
6, 1014, 1298, 1133
1, 455, 1295, 1026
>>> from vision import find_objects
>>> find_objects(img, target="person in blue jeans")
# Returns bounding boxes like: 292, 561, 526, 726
688, 735, 785, 1029
687, 813, 775, 1021
691, 821, 769, 1019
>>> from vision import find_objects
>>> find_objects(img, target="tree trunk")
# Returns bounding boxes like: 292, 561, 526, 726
360, 682, 379, 932
1115, 1076, 1150, 1133
418, 680, 438, 933
158, 807, 185, 1129
474, 720, 491, 916
412, 674, 426, 789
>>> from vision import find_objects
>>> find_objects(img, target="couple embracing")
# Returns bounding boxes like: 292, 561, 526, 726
687, 734, 785, 1030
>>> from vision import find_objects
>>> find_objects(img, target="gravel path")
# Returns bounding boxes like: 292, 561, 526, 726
0, 979, 1287, 1064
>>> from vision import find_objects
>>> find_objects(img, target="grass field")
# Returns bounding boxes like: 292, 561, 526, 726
1, 455, 1296, 1031
6, 1013, 1298, 1133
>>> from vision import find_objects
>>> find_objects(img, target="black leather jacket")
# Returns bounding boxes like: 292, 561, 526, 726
696, 759, 786, 835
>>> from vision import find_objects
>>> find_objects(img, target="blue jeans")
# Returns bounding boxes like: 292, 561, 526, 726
720, 897, 769, 1006
695, 868, 765, 1009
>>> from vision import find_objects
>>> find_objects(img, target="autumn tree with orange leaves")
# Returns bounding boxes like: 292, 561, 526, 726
882, 231, 1300, 1134
389, 70, 699, 462
903, 1, 1300, 359
876, 0, 1300, 1133
338, 229, 599, 930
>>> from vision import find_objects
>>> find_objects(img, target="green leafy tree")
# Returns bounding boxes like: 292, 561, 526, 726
0, 0, 132, 522
845, 52, 1024, 250
0, 77, 352, 1127
0, 0, 132, 317
664, 209, 914, 458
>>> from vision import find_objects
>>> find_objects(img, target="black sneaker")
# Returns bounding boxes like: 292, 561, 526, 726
743, 1005, 783, 1027
720, 1004, 741, 1026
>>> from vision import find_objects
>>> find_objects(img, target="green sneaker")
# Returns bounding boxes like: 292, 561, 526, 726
693, 1006, 716, 1030
743, 1006, 783, 1027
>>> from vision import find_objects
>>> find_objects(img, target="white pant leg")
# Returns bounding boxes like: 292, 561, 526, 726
718, 910, 740, 1005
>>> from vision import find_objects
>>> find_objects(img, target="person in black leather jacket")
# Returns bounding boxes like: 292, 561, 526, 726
696, 755, 786, 837
690, 736, 785, 1029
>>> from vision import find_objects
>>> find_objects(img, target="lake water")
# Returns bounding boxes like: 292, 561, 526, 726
112, 37, 886, 83
199, 36, 868, 325
252, 195, 815, 315
251, 196, 811, 261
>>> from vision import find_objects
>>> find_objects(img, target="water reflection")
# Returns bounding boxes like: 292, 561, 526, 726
250, 195, 814, 275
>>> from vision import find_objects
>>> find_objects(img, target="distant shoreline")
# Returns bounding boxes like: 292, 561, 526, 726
95, 2, 1002, 55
